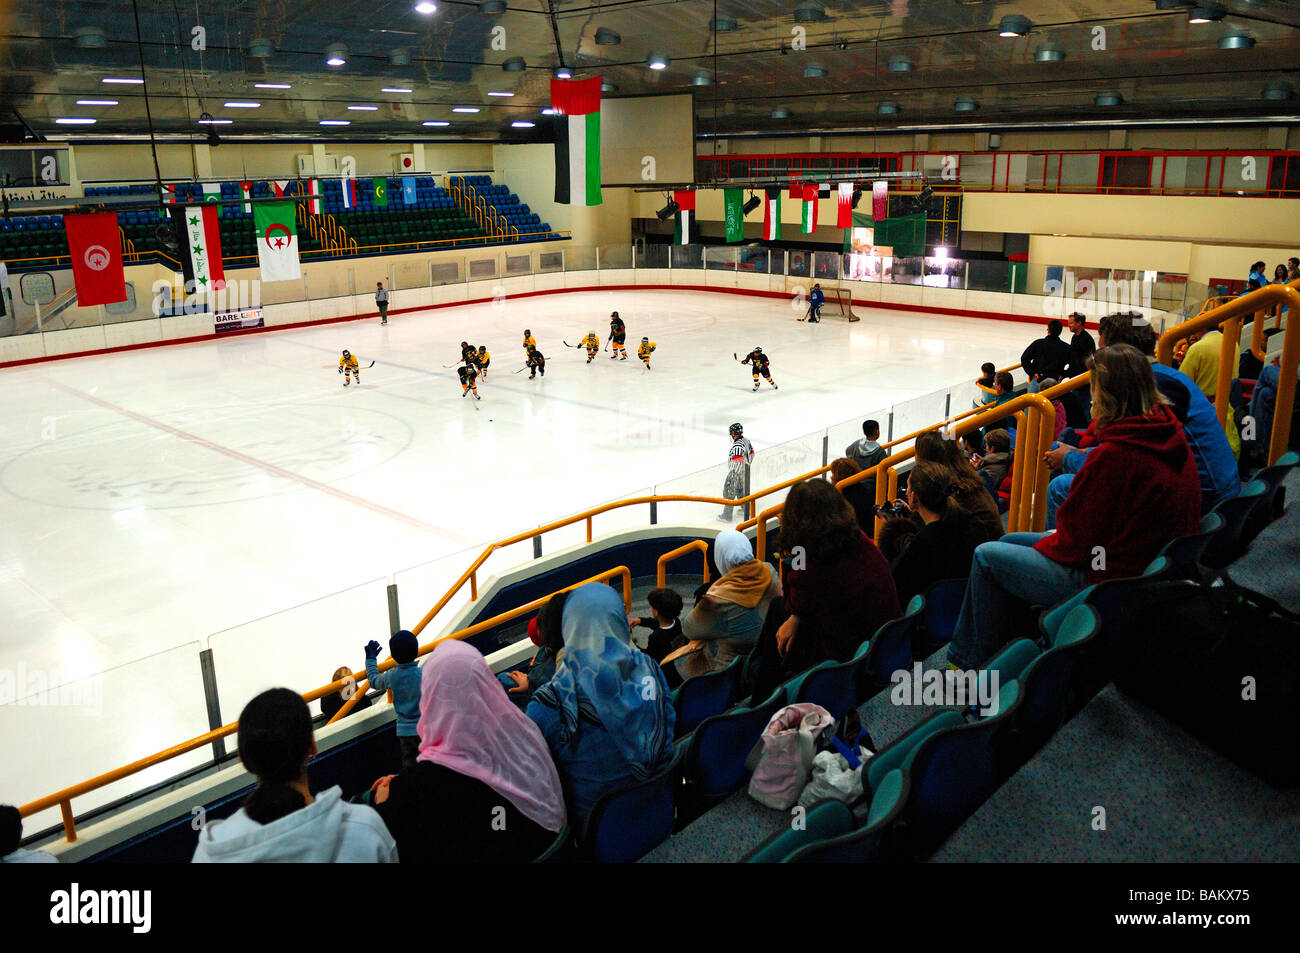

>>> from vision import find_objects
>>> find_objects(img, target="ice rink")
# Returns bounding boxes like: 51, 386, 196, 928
0, 288, 1036, 820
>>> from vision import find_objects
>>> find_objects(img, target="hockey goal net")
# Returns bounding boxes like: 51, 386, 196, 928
827, 286, 860, 322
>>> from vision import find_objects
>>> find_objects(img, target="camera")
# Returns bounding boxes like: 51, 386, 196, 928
873, 500, 910, 520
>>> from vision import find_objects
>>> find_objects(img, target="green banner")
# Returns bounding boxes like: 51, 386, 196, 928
841, 211, 927, 258
724, 187, 744, 243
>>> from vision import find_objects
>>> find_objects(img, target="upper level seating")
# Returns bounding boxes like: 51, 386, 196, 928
319, 177, 485, 248
450, 174, 561, 242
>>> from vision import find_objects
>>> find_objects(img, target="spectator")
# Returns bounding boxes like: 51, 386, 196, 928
1044, 311, 1239, 521
1178, 326, 1242, 457
630, 587, 686, 669
950, 344, 1202, 670
1273, 264, 1290, 285
1035, 378, 1070, 442
319, 666, 372, 722
192, 688, 398, 862
845, 419, 886, 501
914, 430, 1004, 539
759, 479, 901, 690
499, 591, 568, 709
984, 370, 1018, 431
974, 362, 999, 406
375, 281, 389, 325
364, 629, 423, 770
975, 428, 1013, 497
831, 456, 875, 532
1020, 319, 1071, 389
1240, 278, 1263, 297
676, 530, 781, 680
1064, 312, 1096, 379
1244, 355, 1299, 466
2, 805, 57, 864
367, 641, 565, 863
960, 430, 985, 462
1289, 257, 1299, 281
526, 583, 674, 828
719, 422, 754, 522
888, 460, 1004, 605
1249, 261, 1267, 286
877, 514, 922, 562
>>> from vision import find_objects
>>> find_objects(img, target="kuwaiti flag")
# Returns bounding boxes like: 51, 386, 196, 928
254, 201, 300, 282
837, 182, 854, 228
762, 187, 782, 241
202, 183, 222, 218
307, 179, 322, 215
551, 77, 602, 206
240, 181, 252, 214
672, 190, 695, 245
169, 205, 225, 295
801, 184, 818, 234
341, 177, 358, 210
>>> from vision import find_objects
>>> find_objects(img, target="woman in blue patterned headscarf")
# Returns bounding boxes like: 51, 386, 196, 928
526, 582, 675, 826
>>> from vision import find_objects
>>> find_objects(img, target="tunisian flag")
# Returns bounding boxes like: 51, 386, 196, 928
65, 212, 126, 306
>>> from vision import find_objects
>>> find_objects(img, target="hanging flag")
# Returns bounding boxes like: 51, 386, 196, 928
872, 180, 888, 221
818, 182, 832, 198
202, 183, 222, 218
169, 205, 225, 297
551, 77, 602, 206
762, 187, 782, 241
0, 259, 9, 317
65, 212, 127, 306
253, 201, 301, 282
374, 178, 389, 207
272, 180, 291, 197
837, 183, 854, 229
801, 184, 818, 234
307, 179, 322, 215
341, 177, 358, 211
672, 190, 695, 245
723, 187, 745, 243
240, 182, 252, 214
402, 177, 417, 205
788, 181, 802, 200
161, 184, 176, 204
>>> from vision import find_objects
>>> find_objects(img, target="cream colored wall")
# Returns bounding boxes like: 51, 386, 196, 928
1028, 236, 1192, 275
492, 143, 634, 247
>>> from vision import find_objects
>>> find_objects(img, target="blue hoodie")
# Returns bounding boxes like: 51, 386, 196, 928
1150, 362, 1240, 510
365, 657, 423, 737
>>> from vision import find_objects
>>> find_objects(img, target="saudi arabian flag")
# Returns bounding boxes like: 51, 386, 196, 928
202, 183, 222, 218
724, 188, 744, 243
254, 201, 301, 282
551, 77, 602, 206
374, 178, 389, 207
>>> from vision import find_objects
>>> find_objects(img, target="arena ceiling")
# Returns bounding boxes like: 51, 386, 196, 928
1, 0, 1298, 144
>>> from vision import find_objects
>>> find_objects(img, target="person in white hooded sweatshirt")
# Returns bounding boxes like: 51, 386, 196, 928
193, 688, 398, 863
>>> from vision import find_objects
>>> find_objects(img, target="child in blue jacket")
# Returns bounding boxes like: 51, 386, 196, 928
365, 630, 423, 769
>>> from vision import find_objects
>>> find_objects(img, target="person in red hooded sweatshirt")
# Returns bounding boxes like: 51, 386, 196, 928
948, 343, 1201, 671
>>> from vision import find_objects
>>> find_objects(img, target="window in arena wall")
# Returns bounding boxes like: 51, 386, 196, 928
467, 257, 497, 281
20, 272, 55, 305
431, 261, 461, 286
505, 253, 530, 275
104, 282, 138, 316
537, 251, 563, 273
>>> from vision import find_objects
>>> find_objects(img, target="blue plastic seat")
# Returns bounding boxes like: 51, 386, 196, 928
858, 594, 924, 698
920, 578, 965, 648
679, 687, 787, 813
784, 770, 911, 862
1202, 479, 1268, 569
787, 652, 865, 720
581, 747, 683, 863
1154, 511, 1223, 578
672, 654, 742, 739
1241, 451, 1298, 545
742, 799, 855, 863
531, 824, 571, 863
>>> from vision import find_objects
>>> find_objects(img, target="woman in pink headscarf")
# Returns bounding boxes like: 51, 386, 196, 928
370, 640, 567, 862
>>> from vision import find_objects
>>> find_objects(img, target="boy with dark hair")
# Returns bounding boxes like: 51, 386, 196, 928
364, 629, 423, 769
630, 588, 686, 670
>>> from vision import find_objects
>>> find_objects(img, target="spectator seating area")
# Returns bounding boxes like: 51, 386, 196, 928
449, 174, 557, 241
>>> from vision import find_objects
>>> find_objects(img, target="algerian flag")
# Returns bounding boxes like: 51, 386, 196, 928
374, 178, 389, 207
169, 205, 225, 297
202, 183, 222, 218
672, 190, 694, 245
724, 187, 744, 243
254, 201, 300, 282
552, 77, 602, 206
762, 187, 781, 241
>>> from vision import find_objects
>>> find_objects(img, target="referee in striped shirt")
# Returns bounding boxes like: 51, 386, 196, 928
719, 423, 754, 522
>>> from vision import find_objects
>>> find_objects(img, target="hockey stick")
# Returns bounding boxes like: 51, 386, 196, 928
513, 364, 529, 374
562, 341, 582, 348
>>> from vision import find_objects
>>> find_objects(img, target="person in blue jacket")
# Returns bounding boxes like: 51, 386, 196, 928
365, 629, 424, 770
808, 283, 825, 322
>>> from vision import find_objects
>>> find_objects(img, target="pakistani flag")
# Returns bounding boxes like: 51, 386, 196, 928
762, 187, 782, 241
672, 190, 695, 245
552, 77, 602, 206
202, 183, 222, 218
724, 188, 744, 243
169, 205, 225, 297
374, 178, 389, 207
254, 202, 300, 282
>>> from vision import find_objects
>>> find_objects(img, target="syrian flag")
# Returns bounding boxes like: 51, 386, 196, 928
254, 201, 301, 282
65, 212, 127, 306
272, 180, 291, 197
672, 190, 695, 245
341, 177, 358, 210
762, 187, 782, 241
240, 182, 252, 214
552, 77, 602, 207
169, 205, 225, 297
837, 183, 854, 228
307, 179, 322, 215
801, 184, 818, 234
202, 183, 222, 218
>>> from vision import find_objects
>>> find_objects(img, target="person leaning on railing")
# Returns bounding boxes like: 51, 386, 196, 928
948, 344, 1202, 672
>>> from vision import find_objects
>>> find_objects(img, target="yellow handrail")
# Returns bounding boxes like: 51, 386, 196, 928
656, 540, 711, 589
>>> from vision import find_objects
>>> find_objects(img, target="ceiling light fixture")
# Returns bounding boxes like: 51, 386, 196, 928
556, 69, 572, 79
488, 91, 514, 96
502, 57, 526, 72
75, 27, 107, 49
954, 98, 979, 112
1187, 4, 1224, 23
693, 72, 713, 86
742, 193, 761, 215
224, 101, 260, 108
648, 52, 669, 70
601, 81, 618, 93
102, 77, 144, 84
248, 37, 274, 57
1219, 33, 1255, 49
348, 104, 379, 110
55, 118, 96, 125
422, 120, 450, 126
76, 99, 118, 106
1094, 92, 1124, 106
595, 27, 621, 45
793, 2, 827, 23
771, 106, 792, 119
710, 16, 737, 32
1034, 42, 1065, 62
998, 14, 1032, 36
382, 87, 413, 93
878, 101, 900, 115
1263, 82, 1294, 101
511, 121, 535, 128
319, 119, 351, 125
325, 44, 347, 66
255, 83, 292, 89
656, 196, 680, 220
452, 106, 480, 112
480, 0, 507, 12
802, 64, 828, 78
887, 57, 913, 72
390, 49, 411, 67
414, 1, 437, 12
541, 108, 558, 115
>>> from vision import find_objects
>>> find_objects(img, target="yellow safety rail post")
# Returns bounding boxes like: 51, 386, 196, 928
656, 540, 711, 589
1159, 282, 1300, 466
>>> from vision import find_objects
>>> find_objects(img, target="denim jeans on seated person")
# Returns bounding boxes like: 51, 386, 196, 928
1044, 449, 1090, 530
947, 532, 1089, 670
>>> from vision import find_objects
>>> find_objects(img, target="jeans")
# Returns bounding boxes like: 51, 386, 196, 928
1247, 363, 1290, 459
1044, 449, 1089, 530
948, 532, 1088, 670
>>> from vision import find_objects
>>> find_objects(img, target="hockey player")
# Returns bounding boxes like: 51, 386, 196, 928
460, 340, 476, 365
638, 336, 656, 369
741, 346, 778, 392
475, 344, 490, 379
457, 362, 481, 399
808, 283, 824, 322
522, 329, 536, 353
526, 344, 546, 379
609, 312, 627, 360
580, 331, 601, 363
719, 423, 754, 522
339, 349, 360, 386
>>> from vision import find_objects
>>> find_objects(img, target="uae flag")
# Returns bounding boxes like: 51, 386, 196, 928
169, 205, 225, 295
872, 180, 889, 221
552, 77, 602, 207
801, 184, 819, 234
254, 201, 301, 282
307, 179, 322, 215
240, 182, 252, 214
341, 177, 358, 210
836, 182, 854, 228
202, 183, 222, 218
65, 212, 127, 306
762, 187, 782, 241
672, 190, 695, 245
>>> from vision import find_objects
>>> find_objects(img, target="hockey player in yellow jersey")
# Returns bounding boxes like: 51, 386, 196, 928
522, 329, 536, 353
580, 331, 600, 363
338, 349, 360, 386
638, 336, 656, 369
475, 345, 490, 379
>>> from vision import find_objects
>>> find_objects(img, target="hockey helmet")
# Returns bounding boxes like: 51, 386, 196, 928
342, 349, 350, 357
729, 423, 743, 437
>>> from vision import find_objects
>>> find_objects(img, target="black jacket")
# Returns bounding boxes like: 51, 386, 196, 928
1065, 329, 1096, 378
890, 515, 1002, 606
1021, 334, 1071, 381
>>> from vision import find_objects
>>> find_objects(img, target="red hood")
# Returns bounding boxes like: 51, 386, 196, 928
1095, 405, 1188, 462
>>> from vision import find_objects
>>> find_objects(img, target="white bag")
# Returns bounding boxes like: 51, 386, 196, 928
747, 703, 835, 810
797, 748, 871, 807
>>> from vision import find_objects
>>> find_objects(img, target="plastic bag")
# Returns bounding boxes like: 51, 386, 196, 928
747, 703, 834, 809
797, 747, 872, 807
